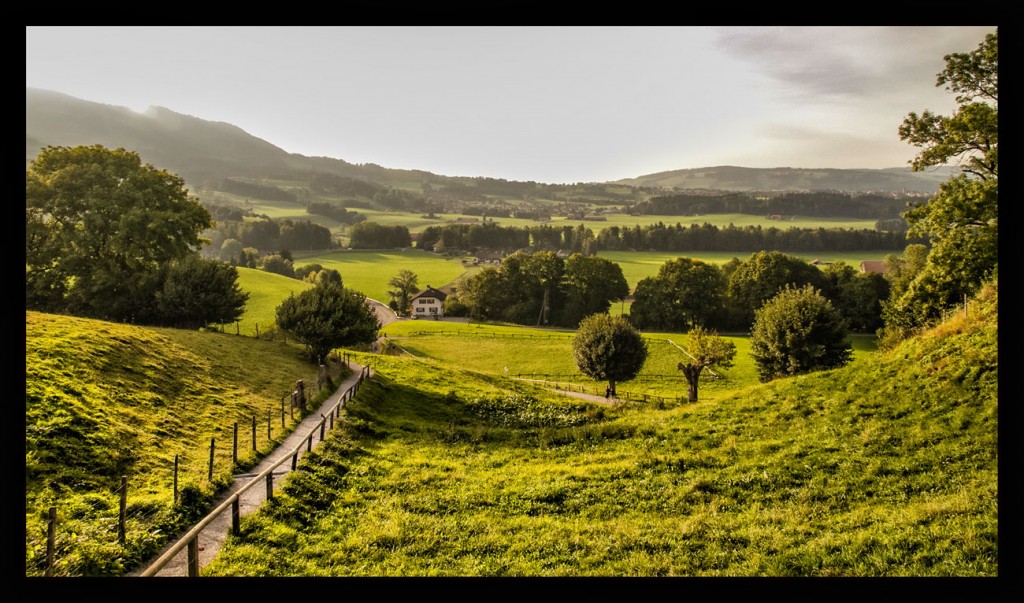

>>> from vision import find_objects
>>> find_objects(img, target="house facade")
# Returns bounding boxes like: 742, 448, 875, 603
411, 285, 448, 319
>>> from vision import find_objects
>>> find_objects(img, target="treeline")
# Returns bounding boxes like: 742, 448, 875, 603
594, 222, 923, 252
416, 223, 594, 254
213, 218, 334, 252
306, 201, 367, 225
219, 178, 297, 202
348, 222, 412, 249
631, 191, 916, 219
407, 221, 915, 254
627, 251, 892, 334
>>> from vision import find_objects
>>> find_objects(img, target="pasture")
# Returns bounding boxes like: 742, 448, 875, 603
380, 319, 878, 403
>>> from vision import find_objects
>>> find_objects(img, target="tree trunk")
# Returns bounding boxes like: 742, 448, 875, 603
681, 365, 701, 402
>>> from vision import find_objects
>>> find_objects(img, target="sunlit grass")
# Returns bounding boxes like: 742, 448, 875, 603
205, 286, 997, 576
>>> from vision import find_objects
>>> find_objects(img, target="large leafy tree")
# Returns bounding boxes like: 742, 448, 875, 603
387, 269, 419, 316
26, 145, 213, 320
275, 282, 382, 363
889, 30, 998, 337
524, 251, 564, 326
725, 251, 829, 330
749, 285, 852, 382
676, 325, 736, 403
572, 313, 648, 395
155, 256, 249, 330
559, 254, 629, 327
629, 258, 725, 331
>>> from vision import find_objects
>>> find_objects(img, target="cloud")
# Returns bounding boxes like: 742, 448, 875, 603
714, 26, 996, 102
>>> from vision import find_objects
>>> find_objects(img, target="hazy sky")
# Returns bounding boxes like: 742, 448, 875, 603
26, 26, 996, 184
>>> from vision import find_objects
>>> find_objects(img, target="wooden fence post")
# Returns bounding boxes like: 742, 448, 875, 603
296, 380, 306, 412
208, 438, 215, 481
45, 506, 56, 577
267, 411, 272, 441
118, 475, 127, 544
281, 396, 286, 427
251, 416, 257, 452
231, 499, 240, 535
320, 415, 326, 441
187, 537, 200, 577
173, 454, 179, 505
266, 473, 274, 501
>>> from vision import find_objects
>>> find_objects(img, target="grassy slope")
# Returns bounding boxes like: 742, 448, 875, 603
203, 283, 997, 577
25, 311, 350, 577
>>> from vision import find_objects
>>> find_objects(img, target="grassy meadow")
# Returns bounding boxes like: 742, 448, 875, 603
235, 248, 897, 333
200, 281, 997, 576
25, 311, 352, 577
24, 279, 998, 577
380, 319, 878, 403
290, 248, 470, 303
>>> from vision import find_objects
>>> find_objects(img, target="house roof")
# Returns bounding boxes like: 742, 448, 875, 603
411, 286, 448, 302
860, 260, 888, 274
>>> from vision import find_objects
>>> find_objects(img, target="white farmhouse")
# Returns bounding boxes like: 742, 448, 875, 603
410, 285, 448, 319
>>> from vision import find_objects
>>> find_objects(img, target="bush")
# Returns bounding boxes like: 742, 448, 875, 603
749, 284, 852, 382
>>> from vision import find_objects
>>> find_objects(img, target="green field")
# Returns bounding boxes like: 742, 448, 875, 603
25, 281, 997, 577
231, 249, 898, 333
201, 283, 997, 577
381, 319, 878, 402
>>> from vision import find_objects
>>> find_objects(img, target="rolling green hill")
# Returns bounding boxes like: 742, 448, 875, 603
202, 280, 997, 576
25, 311, 352, 576
24, 277, 996, 576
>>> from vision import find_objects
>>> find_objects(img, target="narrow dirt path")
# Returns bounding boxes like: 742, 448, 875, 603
129, 362, 369, 577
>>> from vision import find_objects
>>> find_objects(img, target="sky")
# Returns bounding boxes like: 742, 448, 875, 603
25, 26, 996, 185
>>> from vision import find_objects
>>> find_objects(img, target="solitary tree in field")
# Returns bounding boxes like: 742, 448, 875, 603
676, 325, 736, 402
572, 314, 648, 397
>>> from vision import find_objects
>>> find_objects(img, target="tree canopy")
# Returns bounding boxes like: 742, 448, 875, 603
25, 145, 238, 327
884, 30, 998, 342
572, 313, 648, 393
275, 282, 381, 362
749, 285, 852, 382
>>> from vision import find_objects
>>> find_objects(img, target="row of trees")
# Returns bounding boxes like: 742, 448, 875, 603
631, 191, 918, 219
455, 251, 629, 328
593, 222, 916, 252
574, 282, 852, 403
414, 221, 917, 255
628, 251, 888, 333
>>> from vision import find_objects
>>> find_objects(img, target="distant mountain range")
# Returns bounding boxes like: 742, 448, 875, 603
26, 87, 951, 195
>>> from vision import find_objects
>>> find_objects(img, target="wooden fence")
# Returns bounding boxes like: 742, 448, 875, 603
136, 363, 370, 577
34, 354, 365, 578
